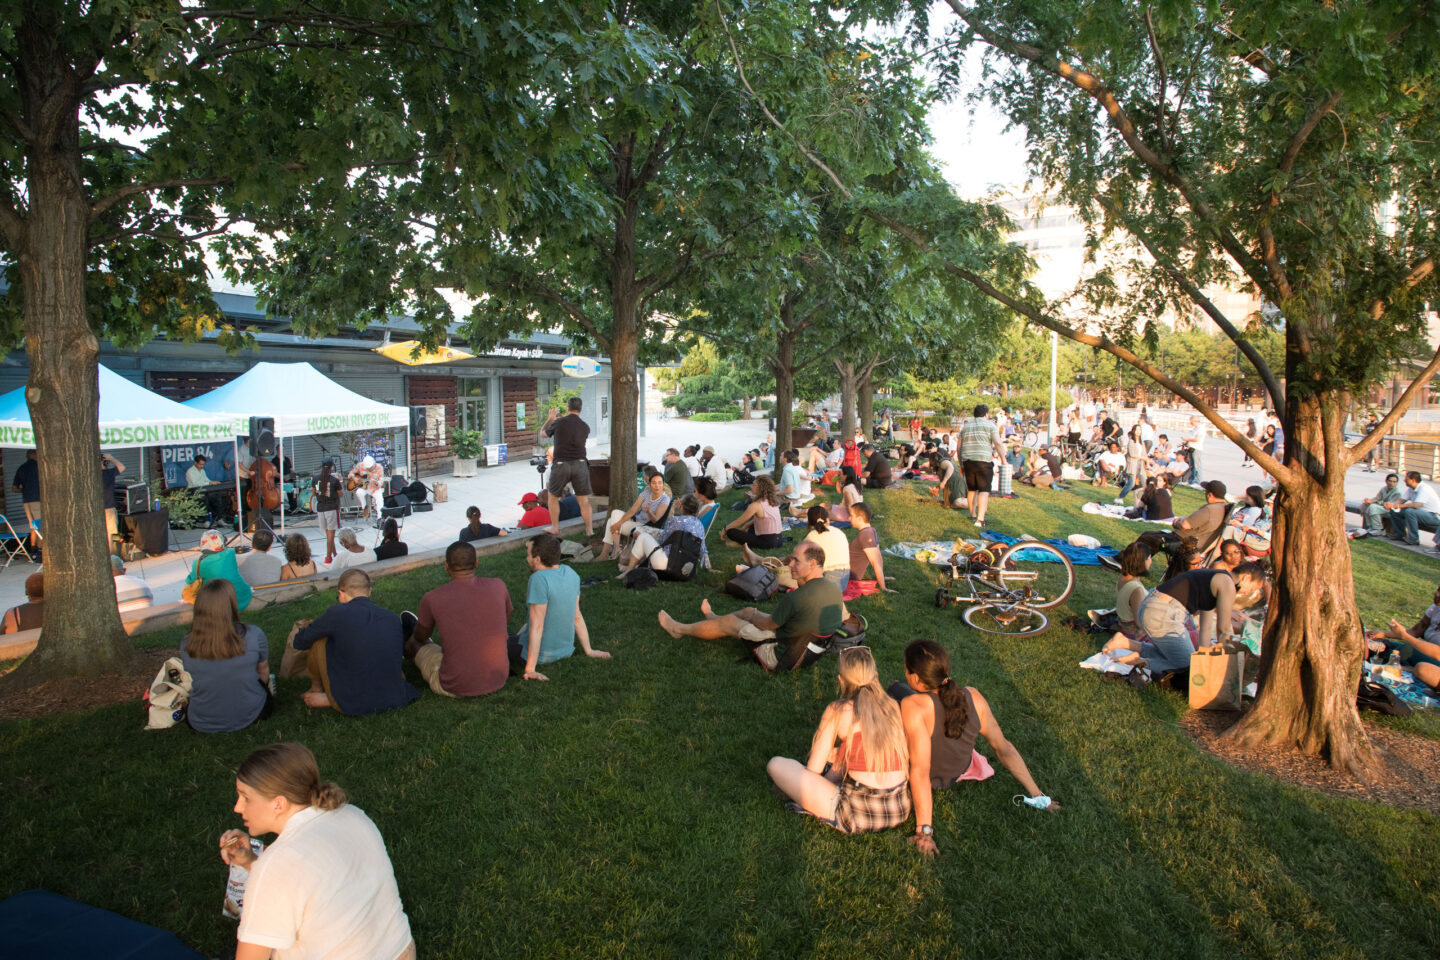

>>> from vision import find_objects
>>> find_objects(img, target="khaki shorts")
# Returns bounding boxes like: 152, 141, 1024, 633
413, 643, 455, 697
317, 508, 341, 532
548, 459, 592, 497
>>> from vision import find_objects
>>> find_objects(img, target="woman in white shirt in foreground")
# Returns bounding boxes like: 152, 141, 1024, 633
219, 742, 414, 960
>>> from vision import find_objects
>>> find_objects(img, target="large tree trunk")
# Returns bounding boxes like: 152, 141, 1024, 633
835, 359, 858, 442
608, 187, 640, 502
1221, 392, 1378, 777
858, 373, 875, 441
5, 16, 133, 685
772, 308, 797, 476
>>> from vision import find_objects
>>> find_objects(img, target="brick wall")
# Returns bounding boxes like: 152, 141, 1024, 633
502, 376, 538, 455
407, 376, 458, 477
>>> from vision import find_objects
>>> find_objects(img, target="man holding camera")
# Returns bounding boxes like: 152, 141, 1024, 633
542, 396, 594, 537
99, 450, 126, 541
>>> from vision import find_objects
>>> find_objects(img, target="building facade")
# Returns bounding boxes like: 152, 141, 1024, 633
0, 291, 612, 518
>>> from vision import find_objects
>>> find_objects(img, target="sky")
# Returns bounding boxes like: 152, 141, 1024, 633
926, 91, 1030, 200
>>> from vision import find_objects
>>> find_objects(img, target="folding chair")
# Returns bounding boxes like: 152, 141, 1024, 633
0, 515, 32, 569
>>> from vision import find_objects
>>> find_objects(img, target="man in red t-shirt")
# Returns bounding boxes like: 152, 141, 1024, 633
517, 491, 552, 529
403, 541, 514, 696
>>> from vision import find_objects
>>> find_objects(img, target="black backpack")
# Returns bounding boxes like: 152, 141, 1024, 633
652, 530, 703, 582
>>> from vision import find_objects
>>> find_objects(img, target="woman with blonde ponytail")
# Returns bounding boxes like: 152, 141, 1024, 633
890, 640, 1058, 858
766, 647, 911, 833
218, 743, 414, 960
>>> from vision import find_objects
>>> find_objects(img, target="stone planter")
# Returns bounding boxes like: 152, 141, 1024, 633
452, 456, 478, 478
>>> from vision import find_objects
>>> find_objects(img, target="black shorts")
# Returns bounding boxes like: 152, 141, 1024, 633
962, 460, 994, 493
547, 459, 592, 497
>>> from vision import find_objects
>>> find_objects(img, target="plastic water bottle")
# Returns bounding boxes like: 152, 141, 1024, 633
1388, 651, 1402, 668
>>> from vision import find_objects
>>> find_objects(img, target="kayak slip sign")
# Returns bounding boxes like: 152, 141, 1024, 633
561, 356, 601, 378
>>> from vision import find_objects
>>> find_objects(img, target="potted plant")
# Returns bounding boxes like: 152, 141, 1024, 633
451, 428, 483, 477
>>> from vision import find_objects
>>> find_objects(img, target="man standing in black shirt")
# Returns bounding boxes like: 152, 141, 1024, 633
542, 396, 594, 536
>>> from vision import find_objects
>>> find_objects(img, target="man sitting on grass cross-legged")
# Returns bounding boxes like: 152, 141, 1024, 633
657, 542, 843, 672
284, 569, 419, 716
402, 540, 514, 697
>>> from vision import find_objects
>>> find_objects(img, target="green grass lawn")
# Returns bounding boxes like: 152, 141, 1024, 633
2, 481, 1438, 958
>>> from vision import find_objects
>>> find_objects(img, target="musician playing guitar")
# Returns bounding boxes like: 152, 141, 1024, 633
347, 455, 385, 520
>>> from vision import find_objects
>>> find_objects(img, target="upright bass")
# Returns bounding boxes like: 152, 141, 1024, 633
246, 456, 281, 512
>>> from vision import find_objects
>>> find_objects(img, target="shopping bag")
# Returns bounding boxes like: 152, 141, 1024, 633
144, 656, 192, 729
1188, 645, 1245, 710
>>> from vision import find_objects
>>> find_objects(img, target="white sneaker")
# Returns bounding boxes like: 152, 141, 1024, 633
973, 519, 983, 528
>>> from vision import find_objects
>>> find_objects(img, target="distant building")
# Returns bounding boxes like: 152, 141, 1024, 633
0, 290, 612, 518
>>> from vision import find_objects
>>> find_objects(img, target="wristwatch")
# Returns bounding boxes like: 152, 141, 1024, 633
917, 824, 933, 837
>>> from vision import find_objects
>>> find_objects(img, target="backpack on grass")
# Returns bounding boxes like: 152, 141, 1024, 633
652, 530, 703, 582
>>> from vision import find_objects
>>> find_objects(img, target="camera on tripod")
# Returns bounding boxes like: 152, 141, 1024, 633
529, 455, 548, 476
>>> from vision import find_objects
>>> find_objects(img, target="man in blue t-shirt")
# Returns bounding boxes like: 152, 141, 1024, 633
513, 533, 609, 680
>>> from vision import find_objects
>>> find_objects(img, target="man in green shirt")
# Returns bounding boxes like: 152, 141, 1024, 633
657, 543, 842, 671
662, 448, 694, 498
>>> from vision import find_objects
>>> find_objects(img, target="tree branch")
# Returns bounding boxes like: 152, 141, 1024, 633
950, 2, 1273, 299
88, 218, 241, 248
1144, 7, 1170, 156
1258, 91, 1344, 307
1099, 197, 1286, 416
863, 207, 1292, 483
500, 274, 609, 353
0, 196, 24, 254
1346, 343, 1440, 468
714, 0, 854, 201
1368, 257, 1435, 321
89, 177, 232, 224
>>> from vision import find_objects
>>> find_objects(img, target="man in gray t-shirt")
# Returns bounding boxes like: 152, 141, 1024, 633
957, 404, 1006, 528
1175, 480, 1231, 555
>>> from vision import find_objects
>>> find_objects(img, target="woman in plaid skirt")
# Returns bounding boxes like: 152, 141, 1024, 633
766, 647, 911, 833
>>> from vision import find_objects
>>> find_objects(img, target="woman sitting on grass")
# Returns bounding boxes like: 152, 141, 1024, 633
1222, 485, 1272, 554
889, 640, 1058, 857
279, 534, 317, 580
598, 467, 671, 562
828, 465, 864, 524
1368, 584, 1440, 693
181, 579, 273, 733
1111, 542, 1152, 640
219, 742, 414, 960
766, 647, 911, 834
722, 474, 784, 550
618, 494, 711, 576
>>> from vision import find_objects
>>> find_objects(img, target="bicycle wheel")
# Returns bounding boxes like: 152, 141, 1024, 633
963, 601, 1050, 637
993, 540, 1074, 608
1022, 430, 1040, 448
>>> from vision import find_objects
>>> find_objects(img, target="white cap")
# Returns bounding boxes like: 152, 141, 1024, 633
361, 455, 375, 468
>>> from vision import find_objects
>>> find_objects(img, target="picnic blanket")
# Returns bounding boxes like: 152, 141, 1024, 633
1081, 501, 1172, 524
1370, 668, 1437, 710
0, 889, 205, 960
979, 530, 1119, 566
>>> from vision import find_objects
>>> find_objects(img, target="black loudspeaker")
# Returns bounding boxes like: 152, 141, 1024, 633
410, 405, 426, 435
249, 417, 277, 459
381, 492, 411, 519
114, 481, 151, 516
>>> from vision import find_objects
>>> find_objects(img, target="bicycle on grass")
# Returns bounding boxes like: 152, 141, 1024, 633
934, 539, 1075, 636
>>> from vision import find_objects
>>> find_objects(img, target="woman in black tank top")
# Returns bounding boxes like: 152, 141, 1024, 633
888, 640, 1058, 857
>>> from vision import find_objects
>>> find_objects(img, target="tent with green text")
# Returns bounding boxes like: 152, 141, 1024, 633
0, 365, 243, 450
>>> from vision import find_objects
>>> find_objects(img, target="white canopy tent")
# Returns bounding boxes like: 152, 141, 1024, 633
183, 362, 412, 532
0, 365, 243, 451
0, 365, 247, 535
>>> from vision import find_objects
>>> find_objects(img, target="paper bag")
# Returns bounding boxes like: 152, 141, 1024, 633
1189, 645, 1245, 710
431, 482, 448, 503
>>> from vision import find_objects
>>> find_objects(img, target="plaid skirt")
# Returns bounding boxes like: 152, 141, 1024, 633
834, 778, 911, 834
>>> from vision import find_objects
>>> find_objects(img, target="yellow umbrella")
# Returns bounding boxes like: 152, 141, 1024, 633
372, 339, 474, 365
